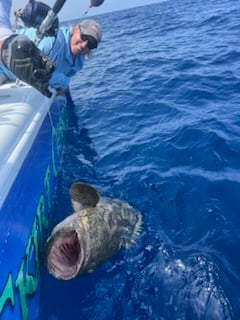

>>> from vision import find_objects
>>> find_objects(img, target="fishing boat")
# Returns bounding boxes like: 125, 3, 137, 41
0, 81, 68, 320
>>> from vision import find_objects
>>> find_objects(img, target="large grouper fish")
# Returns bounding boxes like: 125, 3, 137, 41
45, 182, 142, 280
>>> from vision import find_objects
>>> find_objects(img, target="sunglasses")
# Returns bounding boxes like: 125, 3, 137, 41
81, 33, 98, 50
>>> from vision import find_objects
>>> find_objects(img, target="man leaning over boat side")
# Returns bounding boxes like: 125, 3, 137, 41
0, 0, 55, 97
19, 18, 102, 95
0, 0, 102, 96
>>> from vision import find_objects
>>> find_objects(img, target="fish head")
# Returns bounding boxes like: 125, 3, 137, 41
45, 182, 143, 280
45, 226, 83, 280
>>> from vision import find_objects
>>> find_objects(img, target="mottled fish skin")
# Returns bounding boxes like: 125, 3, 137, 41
45, 183, 142, 280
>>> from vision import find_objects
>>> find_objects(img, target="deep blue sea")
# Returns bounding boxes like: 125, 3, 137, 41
39, 0, 240, 319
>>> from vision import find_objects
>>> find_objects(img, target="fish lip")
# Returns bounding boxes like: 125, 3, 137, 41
45, 228, 83, 280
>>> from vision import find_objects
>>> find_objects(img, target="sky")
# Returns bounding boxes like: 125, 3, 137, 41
12, 0, 165, 22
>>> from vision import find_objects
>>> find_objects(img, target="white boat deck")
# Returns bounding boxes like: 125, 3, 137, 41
0, 82, 54, 207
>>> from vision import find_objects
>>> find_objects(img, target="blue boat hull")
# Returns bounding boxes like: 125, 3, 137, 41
0, 88, 68, 320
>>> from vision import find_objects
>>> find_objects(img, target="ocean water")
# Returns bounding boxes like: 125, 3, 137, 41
39, 0, 240, 319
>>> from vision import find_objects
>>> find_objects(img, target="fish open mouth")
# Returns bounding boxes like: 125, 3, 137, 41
46, 229, 81, 280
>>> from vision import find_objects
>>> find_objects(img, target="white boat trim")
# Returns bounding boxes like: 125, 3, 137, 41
0, 82, 55, 208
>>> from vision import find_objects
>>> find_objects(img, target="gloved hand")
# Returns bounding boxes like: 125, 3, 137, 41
0, 34, 55, 97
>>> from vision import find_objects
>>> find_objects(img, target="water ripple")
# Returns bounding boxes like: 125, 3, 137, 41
40, 0, 240, 318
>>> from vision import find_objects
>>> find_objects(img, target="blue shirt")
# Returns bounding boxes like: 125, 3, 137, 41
0, 26, 85, 90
